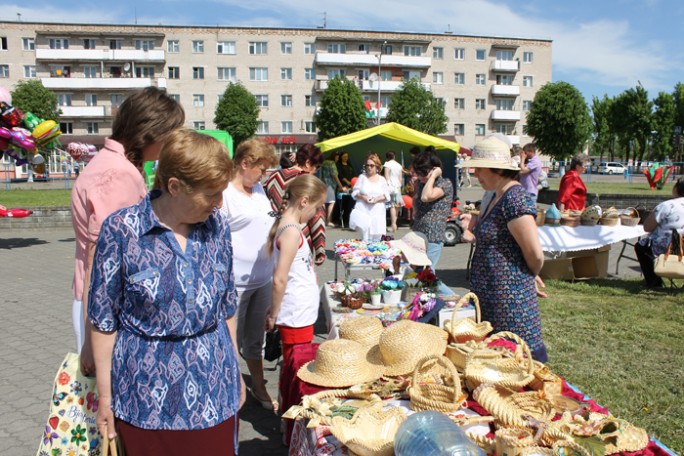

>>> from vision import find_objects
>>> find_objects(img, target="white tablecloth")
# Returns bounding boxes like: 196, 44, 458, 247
538, 225, 645, 252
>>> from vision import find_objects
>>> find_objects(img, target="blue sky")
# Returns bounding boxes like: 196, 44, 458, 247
2, 0, 682, 103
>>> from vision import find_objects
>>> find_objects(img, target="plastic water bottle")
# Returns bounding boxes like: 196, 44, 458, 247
394, 411, 485, 456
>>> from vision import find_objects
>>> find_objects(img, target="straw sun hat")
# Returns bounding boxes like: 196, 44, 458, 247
379, 320, 448, 377
297, 339, 384, 388
339, 316, 384, 351
458, 136, 519, 171
389, 231, 432, 267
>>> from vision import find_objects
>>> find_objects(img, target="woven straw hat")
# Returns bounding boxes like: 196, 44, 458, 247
379, 320, 448, 376
389, 231, 431, 266
460, 136, 519, 171
297, 339, 384, 387
339, 316, 384, 349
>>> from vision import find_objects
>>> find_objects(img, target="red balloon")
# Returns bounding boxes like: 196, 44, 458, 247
350, 177, 358, 188
402, 195, 413, 209
0, 207, 32, 218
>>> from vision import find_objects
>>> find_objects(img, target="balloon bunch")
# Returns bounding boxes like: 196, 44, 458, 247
0, 85, 62, 168
67, 142, 97, 164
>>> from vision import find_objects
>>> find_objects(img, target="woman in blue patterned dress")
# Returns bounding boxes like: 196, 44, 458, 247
89, 129, 244, 455
459, 136, 547, 362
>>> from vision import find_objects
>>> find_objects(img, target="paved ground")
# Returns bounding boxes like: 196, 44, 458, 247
0, 192, 645, 455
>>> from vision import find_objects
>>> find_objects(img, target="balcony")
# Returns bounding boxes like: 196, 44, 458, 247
490, 60, 519, 72
35, 48, 166, 62
491, 110, 521, 121
316, 78, 429, 92
491, 84, 520, 97
59, 106, 107, 117
41, 77, 167, 90
315, 52, 431, 68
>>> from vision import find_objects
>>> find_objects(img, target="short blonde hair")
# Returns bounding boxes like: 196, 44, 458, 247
366, 153, 382, 169
234, 137, 278, 171
155, 129, 232, 192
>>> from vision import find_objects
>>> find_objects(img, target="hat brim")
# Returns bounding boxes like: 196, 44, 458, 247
389, 239, 431, 267
381, 325, 448, 376
297, 360, 384, 388
458, 159, 519, 171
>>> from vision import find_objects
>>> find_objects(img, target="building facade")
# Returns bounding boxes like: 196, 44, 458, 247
1, 21, 551, 162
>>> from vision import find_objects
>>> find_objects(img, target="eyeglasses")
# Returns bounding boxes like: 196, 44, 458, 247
365, 164, 376, 168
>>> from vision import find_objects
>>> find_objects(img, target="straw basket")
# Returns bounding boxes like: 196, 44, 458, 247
527, 360, 563, 397
620, 207, 640, 226
408, 355, 465, 413
445, 340, 501, 371
329, 407, 406, 456
495, 427, 539, 456
552, 440, 591, 456
442, 292, 493, 343
535, 209, 546, 227
579, 217, 599, 226
599, 216, 619, 226
560, 216, 580, 227
544, 217, 560, 226
464, 331, 535, 390
472, 383, 555, 428
284, 388, 384, 426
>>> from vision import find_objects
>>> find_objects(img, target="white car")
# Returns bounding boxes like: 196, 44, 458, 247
598, 162, 627, 175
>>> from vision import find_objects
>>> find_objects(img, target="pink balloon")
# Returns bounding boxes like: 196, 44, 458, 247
0, 86, 11, 104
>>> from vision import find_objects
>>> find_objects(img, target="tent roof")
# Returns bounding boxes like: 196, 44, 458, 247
316, 122, 460, 153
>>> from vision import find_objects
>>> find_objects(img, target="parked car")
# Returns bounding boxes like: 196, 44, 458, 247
597, 162, 627, 175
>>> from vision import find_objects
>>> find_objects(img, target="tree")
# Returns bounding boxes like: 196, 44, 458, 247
11, 79, 60, 121
651, 91, 675, 160
591, 95, 614, 161
315, 77, 367, 141
213, 82, 259, 146
609, 85, 653, 163
525, 81, 591, 160
386, 78, 447, 135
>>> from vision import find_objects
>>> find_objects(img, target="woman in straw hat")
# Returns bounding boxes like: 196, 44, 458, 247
458, 136, 548, 362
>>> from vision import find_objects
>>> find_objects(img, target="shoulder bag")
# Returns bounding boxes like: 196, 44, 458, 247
654, 229, 684, 279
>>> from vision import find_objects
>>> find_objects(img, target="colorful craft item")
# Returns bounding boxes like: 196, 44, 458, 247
32, 120, 61, 146
23, 112, 42, 131
333, 239, 401, 270
643, 163, 674, 190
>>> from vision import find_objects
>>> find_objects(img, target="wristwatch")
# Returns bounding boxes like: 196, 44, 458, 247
368, 197, 374, 203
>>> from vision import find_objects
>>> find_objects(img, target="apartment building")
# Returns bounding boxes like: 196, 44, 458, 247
0, 21, 551, 159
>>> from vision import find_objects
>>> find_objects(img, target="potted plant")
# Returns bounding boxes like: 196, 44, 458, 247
402, 267, 440, 302
360, 280, 382, 307
380, 278, 405, 306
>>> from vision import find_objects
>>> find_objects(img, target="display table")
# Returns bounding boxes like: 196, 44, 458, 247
538, 224, 645, 253
333, 240, 401, 281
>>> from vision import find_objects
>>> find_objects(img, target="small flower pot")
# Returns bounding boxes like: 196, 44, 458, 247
382, 290, 402, 306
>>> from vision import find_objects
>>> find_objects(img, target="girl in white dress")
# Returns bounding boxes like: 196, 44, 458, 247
349, 153, 391, 241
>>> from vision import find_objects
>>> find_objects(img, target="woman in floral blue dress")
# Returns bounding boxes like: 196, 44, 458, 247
460, 137, 547, 362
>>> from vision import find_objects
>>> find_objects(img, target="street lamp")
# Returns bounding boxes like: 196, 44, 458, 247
376, 41, 387, 126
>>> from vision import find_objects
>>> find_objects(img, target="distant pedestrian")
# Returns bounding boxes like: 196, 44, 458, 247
519, 143, 541, 201
73, 161, 80, 177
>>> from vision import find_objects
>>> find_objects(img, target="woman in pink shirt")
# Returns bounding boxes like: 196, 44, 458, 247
71, 87, 185, 374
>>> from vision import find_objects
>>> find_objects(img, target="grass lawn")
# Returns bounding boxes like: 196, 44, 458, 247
0, 189, 72, 207
546, 177, 676, 196
542, 278, 683, 453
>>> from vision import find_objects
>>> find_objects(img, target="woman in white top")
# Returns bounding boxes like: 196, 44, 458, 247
383, 150, 406, 232
222, 138, 279, 411
349, 153, 391, 241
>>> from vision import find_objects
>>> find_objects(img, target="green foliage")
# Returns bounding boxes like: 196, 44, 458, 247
386, 78, 447, 135
590, 95, 615, 158
11, 80, 60, 121
609, 85, 653, 162
526, 81, 592, 160
673, 82, 684, 130
213, 82, 259, 146
651, 92, 676, 160
315, 78, 367, 141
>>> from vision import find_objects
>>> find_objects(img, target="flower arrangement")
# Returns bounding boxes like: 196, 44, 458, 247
404, 267, 440, 289
380, 277, 405, 291
360, 280, 381, 297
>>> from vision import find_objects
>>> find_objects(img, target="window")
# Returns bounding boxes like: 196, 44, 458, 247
256, 121, 269, 134
83, 39, 96, 49
135, 66, 155, 78
476, 49, 486, 60
192, 40, 204, 53
380, 70, 392, 81
454, 48, 465, 60
327, 69, 346, 79
358, 44, 370, 53
84, 65, 98, 78
494, 123, 514, 134
523, 76, 533, 87
304, 42, 316, 54
523, 51, 533, 63
57, 94, 72, 106
496, 99, 514, 110
304, 121, 315, 133
135, 40, 155, 51
522, 124, 528, 135
403, 70, 421, 81
49, 38, 69, 49
193, 67, 205, 79
168, 66, 180, 79
281, 42, 292, 54
193, 94, 205, 107
403, 45, 421, 56
109, 39, 122, 50
454, 72, 465, 84
22, 37, 35, 51
249, 41, 268, 55
217, 67, 236, 82
454, 124, 464, 136
194, 121, 206, 130
433, 47, 443, 59
217, 41, 236, 54
167, 40, 179, 53
281, 95, 292, 107
475, 124, 486, 135
169, 94, 180, 103
281, 121, 293, 133
357, 69, 370, 81
496, 74, 514, 85
86, 122, 99, 134
475, 73, 486, 85
454, 98, 464, 110
432, 72, 443, 84
250, 67, 268, 81
111, 94, 124, 107
523, 100, 533, 112
327, 43, 346, 53
475, 98, 486, 110
23, 65, 36, 78
255, 94, 269, 108
281, 67, 292, 80
382, 44, 393, 55
305, 68, 314, 80
435, 97, 445, 106
495, 50, 513, 61
59, 122, 73, 134
305, 95, 315, 107
85, 94, 97, 106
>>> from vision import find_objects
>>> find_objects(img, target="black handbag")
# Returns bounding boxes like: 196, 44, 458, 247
264, 329, 282, 362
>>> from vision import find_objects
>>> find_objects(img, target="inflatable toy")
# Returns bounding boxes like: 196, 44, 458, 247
0, 86, 10, 104
402, 195, 413, 210
0, 102, 24, 127
67, 142, 97, 163
643, 163, 674, 190
350, 176, 358, 188
0, 205, 33, 218
32, 120, 61, 146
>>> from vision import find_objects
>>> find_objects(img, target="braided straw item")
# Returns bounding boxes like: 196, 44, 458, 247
443, 292, 493, 343
465, 331, 535, 390
528, 360, 563, 398
552, 439, 591, 456
495, 427, 539, 456
466, 432, 496, 454
472, 383, 554, 428
408, 355, 465, 413
445, 340, 502, 371
282, 388, 384, 427
329, 406, 406, 456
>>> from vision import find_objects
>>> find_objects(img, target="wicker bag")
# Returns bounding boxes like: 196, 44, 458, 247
473, 383, 555, 428
619, 207, 640, 226
408, 355, 465, 413
495, 427, 539, 456
442, 292, 493, 343
329, 407, 406, 456
464, 331, 535, 390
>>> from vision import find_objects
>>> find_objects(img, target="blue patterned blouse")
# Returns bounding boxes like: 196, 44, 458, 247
88, 191, 241, 430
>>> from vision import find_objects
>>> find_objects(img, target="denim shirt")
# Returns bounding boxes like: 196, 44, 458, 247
88, 191, 241, 430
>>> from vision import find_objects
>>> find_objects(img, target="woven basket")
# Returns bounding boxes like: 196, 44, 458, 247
560, 216, 580, 227
329, 407, 406, 456
552, 439, 591, 456
442, 292, 493, 343
445, 340, 501, 371
579, 217, 599, 226
544, 217, 560, 226
620, 207, 640, 226
464, 331, 535, 390
466, 432, 496, 454
599, 216, 619, 226
520, 447, 554, 456
473, 383, 554, 428
527, 360, 563, 397
495, 427, 539, 456
536, 209, 546, 227
408, 355, 465, 413
283, 388, 383, 426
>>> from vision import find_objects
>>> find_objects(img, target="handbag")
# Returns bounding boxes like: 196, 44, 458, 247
36, 353, 103, 456
654, 230, 684, 279
264, 329, 282, 362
